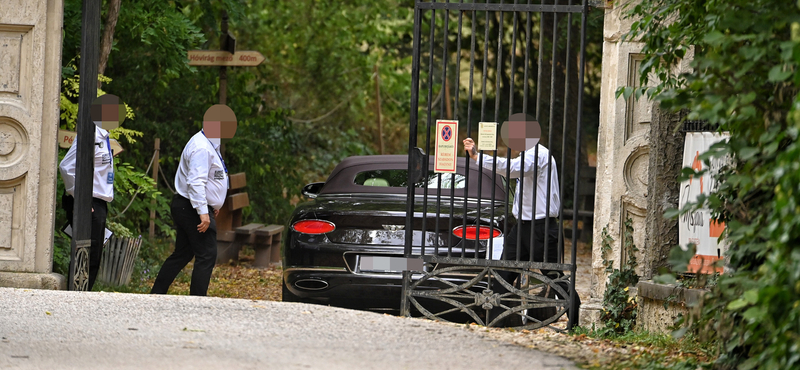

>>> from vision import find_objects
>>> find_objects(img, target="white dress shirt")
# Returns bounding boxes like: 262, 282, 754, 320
175, 131, 229, 215
476, 144, 560, 220
59, 125, 114, 202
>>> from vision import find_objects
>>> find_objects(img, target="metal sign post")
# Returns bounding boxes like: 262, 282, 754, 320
69, 0, 101, 291
186, 11, 265, 104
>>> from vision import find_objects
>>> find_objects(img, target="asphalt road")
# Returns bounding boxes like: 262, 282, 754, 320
0, 288, 576, 370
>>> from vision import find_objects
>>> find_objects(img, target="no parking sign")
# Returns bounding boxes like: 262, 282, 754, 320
434, 120, 458, 173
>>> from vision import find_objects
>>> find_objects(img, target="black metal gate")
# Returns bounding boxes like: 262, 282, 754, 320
402, 0, 589, 331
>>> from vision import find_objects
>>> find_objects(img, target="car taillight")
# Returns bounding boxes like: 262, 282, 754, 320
452, 225, 501, 240
292, 219, 336, 235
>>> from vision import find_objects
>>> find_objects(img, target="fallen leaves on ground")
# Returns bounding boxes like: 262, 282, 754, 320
461, 321, 710, 370
137, 252, 283, 301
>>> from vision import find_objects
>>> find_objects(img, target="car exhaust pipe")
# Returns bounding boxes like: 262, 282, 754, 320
294, 279, 329, 291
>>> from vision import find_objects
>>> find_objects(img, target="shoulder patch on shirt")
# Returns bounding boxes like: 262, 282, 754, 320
213, 170, 225, 180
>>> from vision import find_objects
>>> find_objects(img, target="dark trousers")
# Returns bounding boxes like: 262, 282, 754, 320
496, 218, 581, 322
63, 194, 108, 290
151, 194, 217, 296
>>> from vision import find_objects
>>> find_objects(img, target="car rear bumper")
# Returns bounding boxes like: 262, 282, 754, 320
283, 267, 488, 313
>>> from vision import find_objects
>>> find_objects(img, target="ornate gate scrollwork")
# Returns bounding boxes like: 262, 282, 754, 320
406, 265, 572, 330
70, 240, 91, 291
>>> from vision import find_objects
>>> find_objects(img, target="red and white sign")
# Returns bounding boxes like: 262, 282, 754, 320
434, 120, 458, 173
58, 129, 76, 149
679, 132, 730, 274
58, 129, 123, 155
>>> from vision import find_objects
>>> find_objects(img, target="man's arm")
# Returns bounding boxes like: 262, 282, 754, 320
462, 137, 522, 179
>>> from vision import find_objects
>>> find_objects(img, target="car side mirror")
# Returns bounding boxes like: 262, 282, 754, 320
302, 182, 325, 199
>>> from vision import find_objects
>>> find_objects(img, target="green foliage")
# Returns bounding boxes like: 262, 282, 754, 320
600, 219, 640, 335
573, 327, 710, 370
621, 0, 800, 368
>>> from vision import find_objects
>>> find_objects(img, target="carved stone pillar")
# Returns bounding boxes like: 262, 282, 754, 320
581, 0, 652, 324
0, 0, 65, 289
581, 1, 694, 326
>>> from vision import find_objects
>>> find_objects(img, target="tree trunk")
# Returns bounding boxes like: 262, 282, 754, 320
98, 0, 121, 88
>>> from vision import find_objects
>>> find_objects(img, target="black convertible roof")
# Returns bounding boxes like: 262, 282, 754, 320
319, 155, 507, 201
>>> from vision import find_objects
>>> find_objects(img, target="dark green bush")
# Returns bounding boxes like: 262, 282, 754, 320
622, 0, 800, 368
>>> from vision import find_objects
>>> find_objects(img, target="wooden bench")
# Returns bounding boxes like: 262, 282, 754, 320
222, 223, 284, 267
215, 172, 285, 267
216, 172, 256, 265
253, 224, 284, 267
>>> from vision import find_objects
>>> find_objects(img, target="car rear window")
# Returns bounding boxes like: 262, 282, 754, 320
354, 169, 467, 189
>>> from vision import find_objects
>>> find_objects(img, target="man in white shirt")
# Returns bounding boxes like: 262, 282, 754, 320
151, 105, 237, 296
463, 137, 580, 323
59, 94, 124, 290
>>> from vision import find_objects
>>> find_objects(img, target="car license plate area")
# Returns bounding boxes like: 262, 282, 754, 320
357, 255, 424, 273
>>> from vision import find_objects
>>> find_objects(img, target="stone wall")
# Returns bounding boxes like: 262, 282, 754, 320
0, 0, 65, 289
637, 281, 705, 334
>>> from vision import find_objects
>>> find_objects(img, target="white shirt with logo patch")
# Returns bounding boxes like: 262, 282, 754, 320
59, 125, 114, 202
175, 131, 228, 215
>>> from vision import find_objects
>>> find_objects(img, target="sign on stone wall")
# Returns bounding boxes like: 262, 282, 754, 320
678, 132, 730, 273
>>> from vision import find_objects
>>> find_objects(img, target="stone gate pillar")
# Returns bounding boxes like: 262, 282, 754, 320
0, 0, 65, 289
584, 1, 653, 321
582, 0, 693, 325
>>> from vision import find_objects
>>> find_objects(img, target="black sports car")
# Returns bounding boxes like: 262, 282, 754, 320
282, 155, 511, 314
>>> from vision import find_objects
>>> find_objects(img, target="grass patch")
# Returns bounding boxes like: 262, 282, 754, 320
571, 326, 714, 370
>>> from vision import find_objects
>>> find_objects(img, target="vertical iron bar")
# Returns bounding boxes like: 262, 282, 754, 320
494, 4, 507, 263
523, 1, 537, 263
462, 5, 477, 259
402, 1, 424, 318
421, 3, 438, 257
436, 2, 450, 257
568, 0, 589, 331
544, 0, 560, 264
508, 2, 524, 263
558, 9, 573, 264
482, 0, 497, 323
450, 3, 463, 258
522, 2, 532, 125
479, 1, 491, 261
530, 4, 545, 263
70, 0, 101, 291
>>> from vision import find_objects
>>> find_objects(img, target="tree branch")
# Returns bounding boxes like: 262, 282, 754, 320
98, 0, 122, 88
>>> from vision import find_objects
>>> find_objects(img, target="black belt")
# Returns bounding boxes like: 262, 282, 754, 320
519, 217, 558, 224
174, 194, 214, 212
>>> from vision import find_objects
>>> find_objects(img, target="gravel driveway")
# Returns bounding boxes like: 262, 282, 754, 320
0, 288, 576, 370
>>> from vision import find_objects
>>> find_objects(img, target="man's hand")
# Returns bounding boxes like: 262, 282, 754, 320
214, 209, 220, 218
198, 213, 211, 233
463, 138, 478, 161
